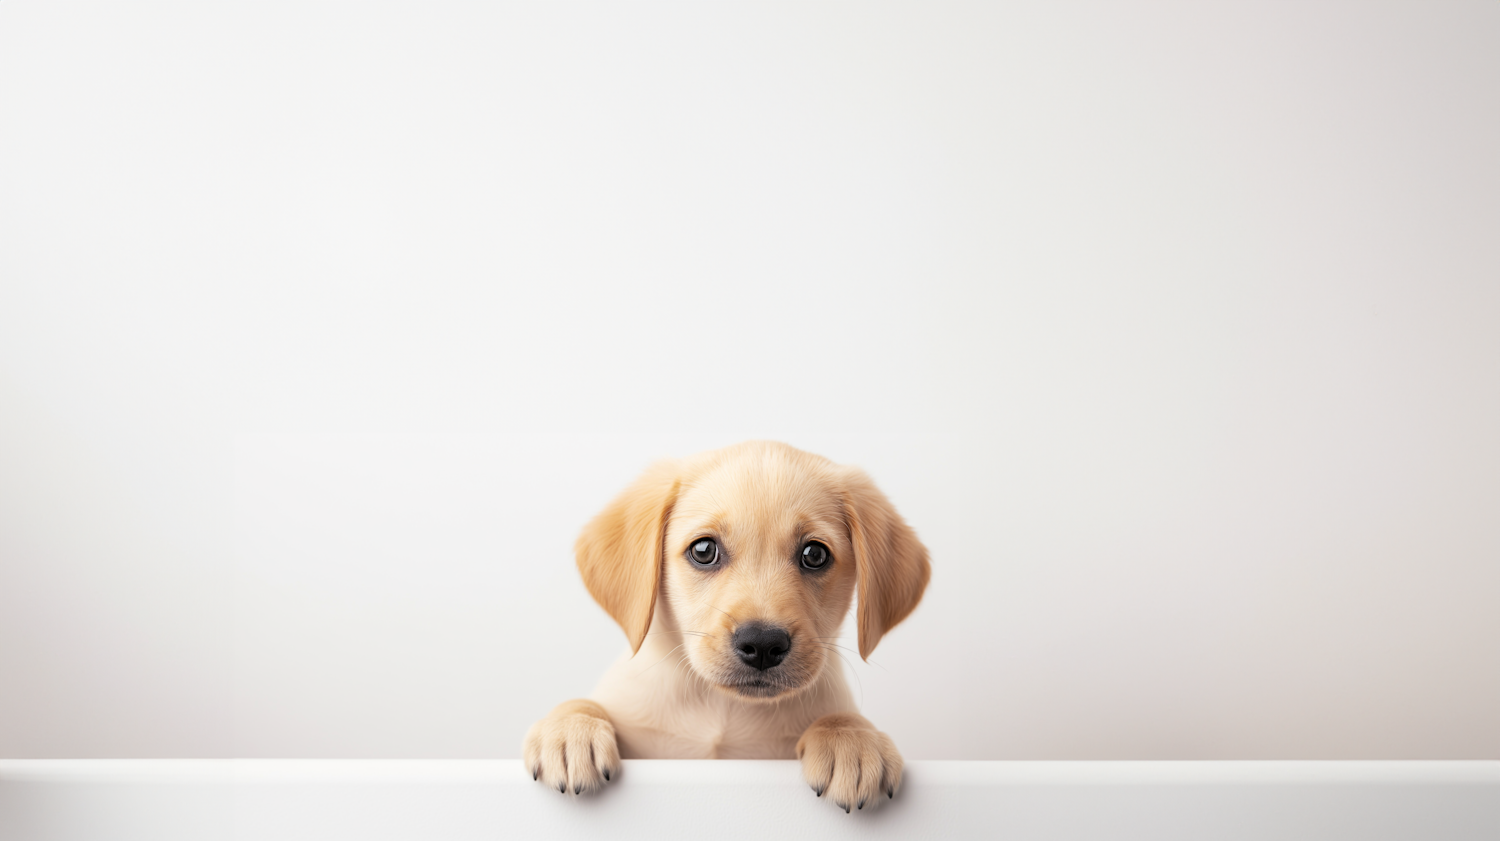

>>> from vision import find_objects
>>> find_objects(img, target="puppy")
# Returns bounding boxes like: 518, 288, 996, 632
523, 441, 930, 812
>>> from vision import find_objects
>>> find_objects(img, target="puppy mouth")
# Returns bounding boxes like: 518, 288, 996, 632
716, 664, 814, 699
724, 677, 793, 699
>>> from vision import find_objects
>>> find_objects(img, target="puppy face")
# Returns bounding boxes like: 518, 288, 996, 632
660, 453, 857, 699
576, 442, 930, 703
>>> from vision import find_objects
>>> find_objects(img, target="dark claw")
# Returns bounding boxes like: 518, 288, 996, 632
888, 789, 894, 799
603, 770, 611, 782
574, 784, 582, 795
814, 787, 824, 797
858, 800, 865, 810
558, 783, 566, 793
844, 804, 851, 814
532, 770, 539, 781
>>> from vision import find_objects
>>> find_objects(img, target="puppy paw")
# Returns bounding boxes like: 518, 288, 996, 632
522, 699, 620, 795
796, 713, 903, 812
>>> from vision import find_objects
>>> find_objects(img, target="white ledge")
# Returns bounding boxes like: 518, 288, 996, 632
2, 760, 1497, 840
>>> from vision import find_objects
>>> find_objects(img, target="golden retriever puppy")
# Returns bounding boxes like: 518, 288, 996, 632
523, 441, 930, 812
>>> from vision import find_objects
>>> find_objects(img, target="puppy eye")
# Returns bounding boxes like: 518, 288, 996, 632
689, 538, 719, 566
800, 541, 830, 570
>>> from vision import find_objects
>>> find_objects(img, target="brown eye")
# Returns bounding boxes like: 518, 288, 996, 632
801, 541, 830, 570
689, 538, 719, 566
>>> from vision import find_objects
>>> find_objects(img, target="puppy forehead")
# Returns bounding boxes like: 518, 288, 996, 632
670, 454, 845, 541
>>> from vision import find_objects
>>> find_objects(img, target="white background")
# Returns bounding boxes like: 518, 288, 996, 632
1, 1, 1496, 760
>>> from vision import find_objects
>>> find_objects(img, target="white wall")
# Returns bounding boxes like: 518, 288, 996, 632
1, 1, 1496, 760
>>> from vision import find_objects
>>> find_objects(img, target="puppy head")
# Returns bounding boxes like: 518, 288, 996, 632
576, 442, 930, 701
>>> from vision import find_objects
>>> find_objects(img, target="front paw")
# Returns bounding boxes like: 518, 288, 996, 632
522, 699, 620, 795
795, 713, 903, 812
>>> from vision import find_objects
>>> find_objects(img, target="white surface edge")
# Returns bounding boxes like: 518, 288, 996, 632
4, 758, 1498, 785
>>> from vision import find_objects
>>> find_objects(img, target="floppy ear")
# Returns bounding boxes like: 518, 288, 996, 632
575, 459, 680, 655
843, 467, 931, 660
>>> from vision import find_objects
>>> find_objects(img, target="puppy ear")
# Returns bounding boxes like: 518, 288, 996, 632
843, 467, 931, 660
575, 460, 680, 655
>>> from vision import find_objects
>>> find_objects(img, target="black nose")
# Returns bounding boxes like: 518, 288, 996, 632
732, 624, 791, 671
